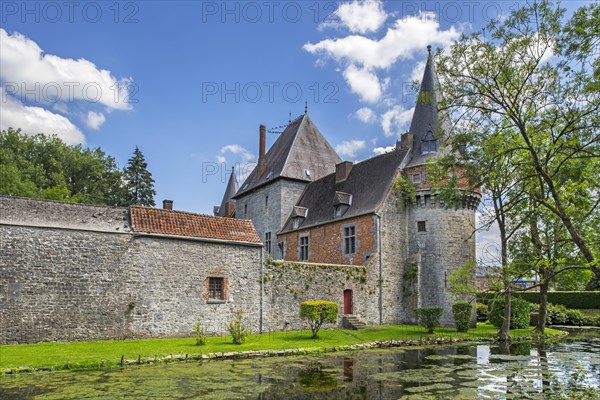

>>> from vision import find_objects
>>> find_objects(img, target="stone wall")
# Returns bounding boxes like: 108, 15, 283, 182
0, 198, 263, 344
262, 260, 379, 332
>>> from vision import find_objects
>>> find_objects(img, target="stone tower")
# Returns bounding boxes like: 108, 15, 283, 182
233, 114, 341, 259
404, 46, 480, 326
213, 167, 238, 217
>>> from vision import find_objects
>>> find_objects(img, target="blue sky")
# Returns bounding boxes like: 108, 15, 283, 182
0, 0, 587, 229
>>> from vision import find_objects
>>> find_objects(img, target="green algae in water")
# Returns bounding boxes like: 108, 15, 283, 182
403, 383, 454, 393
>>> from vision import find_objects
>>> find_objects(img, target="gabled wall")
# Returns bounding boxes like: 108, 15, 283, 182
236, 179, 306, 259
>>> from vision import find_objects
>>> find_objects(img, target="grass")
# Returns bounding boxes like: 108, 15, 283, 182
0, 323, 564, 372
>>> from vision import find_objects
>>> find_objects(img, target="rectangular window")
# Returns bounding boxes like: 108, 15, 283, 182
265, 195, 269, 208
343, 225, 356, 255
208, 277, 224, 300
299, 235, 309, 261
417, 221, 427, 232
244, 204, 247, 218
265, 232, 272, 254
278, 241, 286, 259
412, 173, 422, 183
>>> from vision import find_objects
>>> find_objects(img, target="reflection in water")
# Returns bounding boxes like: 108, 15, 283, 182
1, 341, 599, 399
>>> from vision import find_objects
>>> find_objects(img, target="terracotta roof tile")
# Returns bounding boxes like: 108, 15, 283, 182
130, 206, 261, 244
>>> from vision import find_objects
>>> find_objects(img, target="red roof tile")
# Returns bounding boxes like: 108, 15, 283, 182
130, 206, 261, 244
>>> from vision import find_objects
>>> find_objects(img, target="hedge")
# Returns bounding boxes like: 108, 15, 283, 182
478, 291, 600, 309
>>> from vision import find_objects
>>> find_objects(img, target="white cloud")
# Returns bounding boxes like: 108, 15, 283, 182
304, 14, 460, 70
381, 105, 414, 137
326, 0, 388, 34
0, 87, 85, 144
85, 111, 106, 130
409, 60, 427, 83
335, 139, 366, 158
220, 144, 255, 163
373, 145, 395, 155
0, 29, 132, 110
216, 155, 226, 163
343, 65, 382, 102
354, 107, 377, 123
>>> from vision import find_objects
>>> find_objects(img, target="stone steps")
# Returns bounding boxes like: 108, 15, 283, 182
343, 315, 367, 330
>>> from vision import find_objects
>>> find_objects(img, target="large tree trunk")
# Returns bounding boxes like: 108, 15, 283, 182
536, 280, 549, 334
499, 287, 512, 341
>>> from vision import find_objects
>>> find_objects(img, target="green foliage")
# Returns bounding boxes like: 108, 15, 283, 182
476, 303, 489, 322
554, 269, 594, 291
488, 298, 531, 329
448, 262, 478, 302
123, 146, 156, 206
192, 320, 207, 346
0, 128, 128, 205
414, 307, 443, 334
300, 300, 338, 338
227, 310, 249, 344
478, 291, 600, 310
393, 173, 416, 205
451, 301, 472, 333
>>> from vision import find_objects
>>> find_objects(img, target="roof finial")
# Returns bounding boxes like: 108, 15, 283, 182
427, 45, 432, 55
289, 111, 291, 124
231, 166, 235, 173
304, 101, 308, 114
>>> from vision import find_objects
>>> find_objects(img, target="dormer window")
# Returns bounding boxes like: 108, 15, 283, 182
421, 128, 438, 154
333, 191, 352, 218
291, 206, 308, 230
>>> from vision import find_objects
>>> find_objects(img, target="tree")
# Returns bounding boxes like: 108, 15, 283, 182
123, 146, 156, 207
0, 128, 128, 205
300, 300, 338, 338
434, 1, 599, 337
438, 0, 599, 276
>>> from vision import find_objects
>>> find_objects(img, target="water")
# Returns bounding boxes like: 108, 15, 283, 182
1, 340, 599, 399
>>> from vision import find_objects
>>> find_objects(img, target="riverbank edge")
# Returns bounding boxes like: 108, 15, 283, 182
1, 330, 568, 376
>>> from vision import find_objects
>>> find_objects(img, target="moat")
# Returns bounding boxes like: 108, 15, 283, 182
1, 338, 599, 399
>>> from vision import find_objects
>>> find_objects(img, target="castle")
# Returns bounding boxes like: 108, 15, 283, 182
215, 47, 480, 327
0, 49, 479, 344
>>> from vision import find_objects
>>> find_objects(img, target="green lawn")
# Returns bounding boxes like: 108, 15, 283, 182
0, 323, 562, 372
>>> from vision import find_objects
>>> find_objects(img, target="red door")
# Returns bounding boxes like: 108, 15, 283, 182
343, 289, 353, 314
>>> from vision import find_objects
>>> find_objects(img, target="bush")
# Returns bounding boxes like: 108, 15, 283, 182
488, 297, 531, 329
546, 303, 568, 325
452, 301, 472, 332
476, 303, 489, 322
478, 291, 600, 309
566, 309, 586, 326
227, 310, 250, 344
300, 300, 338, 338
414, 307, 443, 333
192, 320, 207, 346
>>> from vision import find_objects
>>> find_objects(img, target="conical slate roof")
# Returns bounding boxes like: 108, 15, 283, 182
235, 113, 341, 197
406, 47, 452, 167
215, 168, 238, 217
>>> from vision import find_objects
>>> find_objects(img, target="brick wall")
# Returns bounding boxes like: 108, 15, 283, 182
278, 214, 377, 265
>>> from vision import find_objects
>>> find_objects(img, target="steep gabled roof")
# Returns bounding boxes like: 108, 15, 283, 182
215, 168, 238, 217
235, 113, 341, 197
407, 47, 452, 167
130, 206, 261, 244
280, 147, 410, 233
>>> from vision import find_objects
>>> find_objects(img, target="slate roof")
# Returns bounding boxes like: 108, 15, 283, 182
130, 206, 261, 244
406, 48, 452, 167
215, 168, 239, 217
235, 113, 341, 197
280, 147, 410, 233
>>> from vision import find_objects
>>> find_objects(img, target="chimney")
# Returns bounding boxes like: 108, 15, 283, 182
258, 124, 267, 175
224, 200, 236, 217
162, 199, 173, 210
335, 161, 353, 184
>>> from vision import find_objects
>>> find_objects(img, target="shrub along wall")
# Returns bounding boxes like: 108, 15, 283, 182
478, 291, 600, 309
